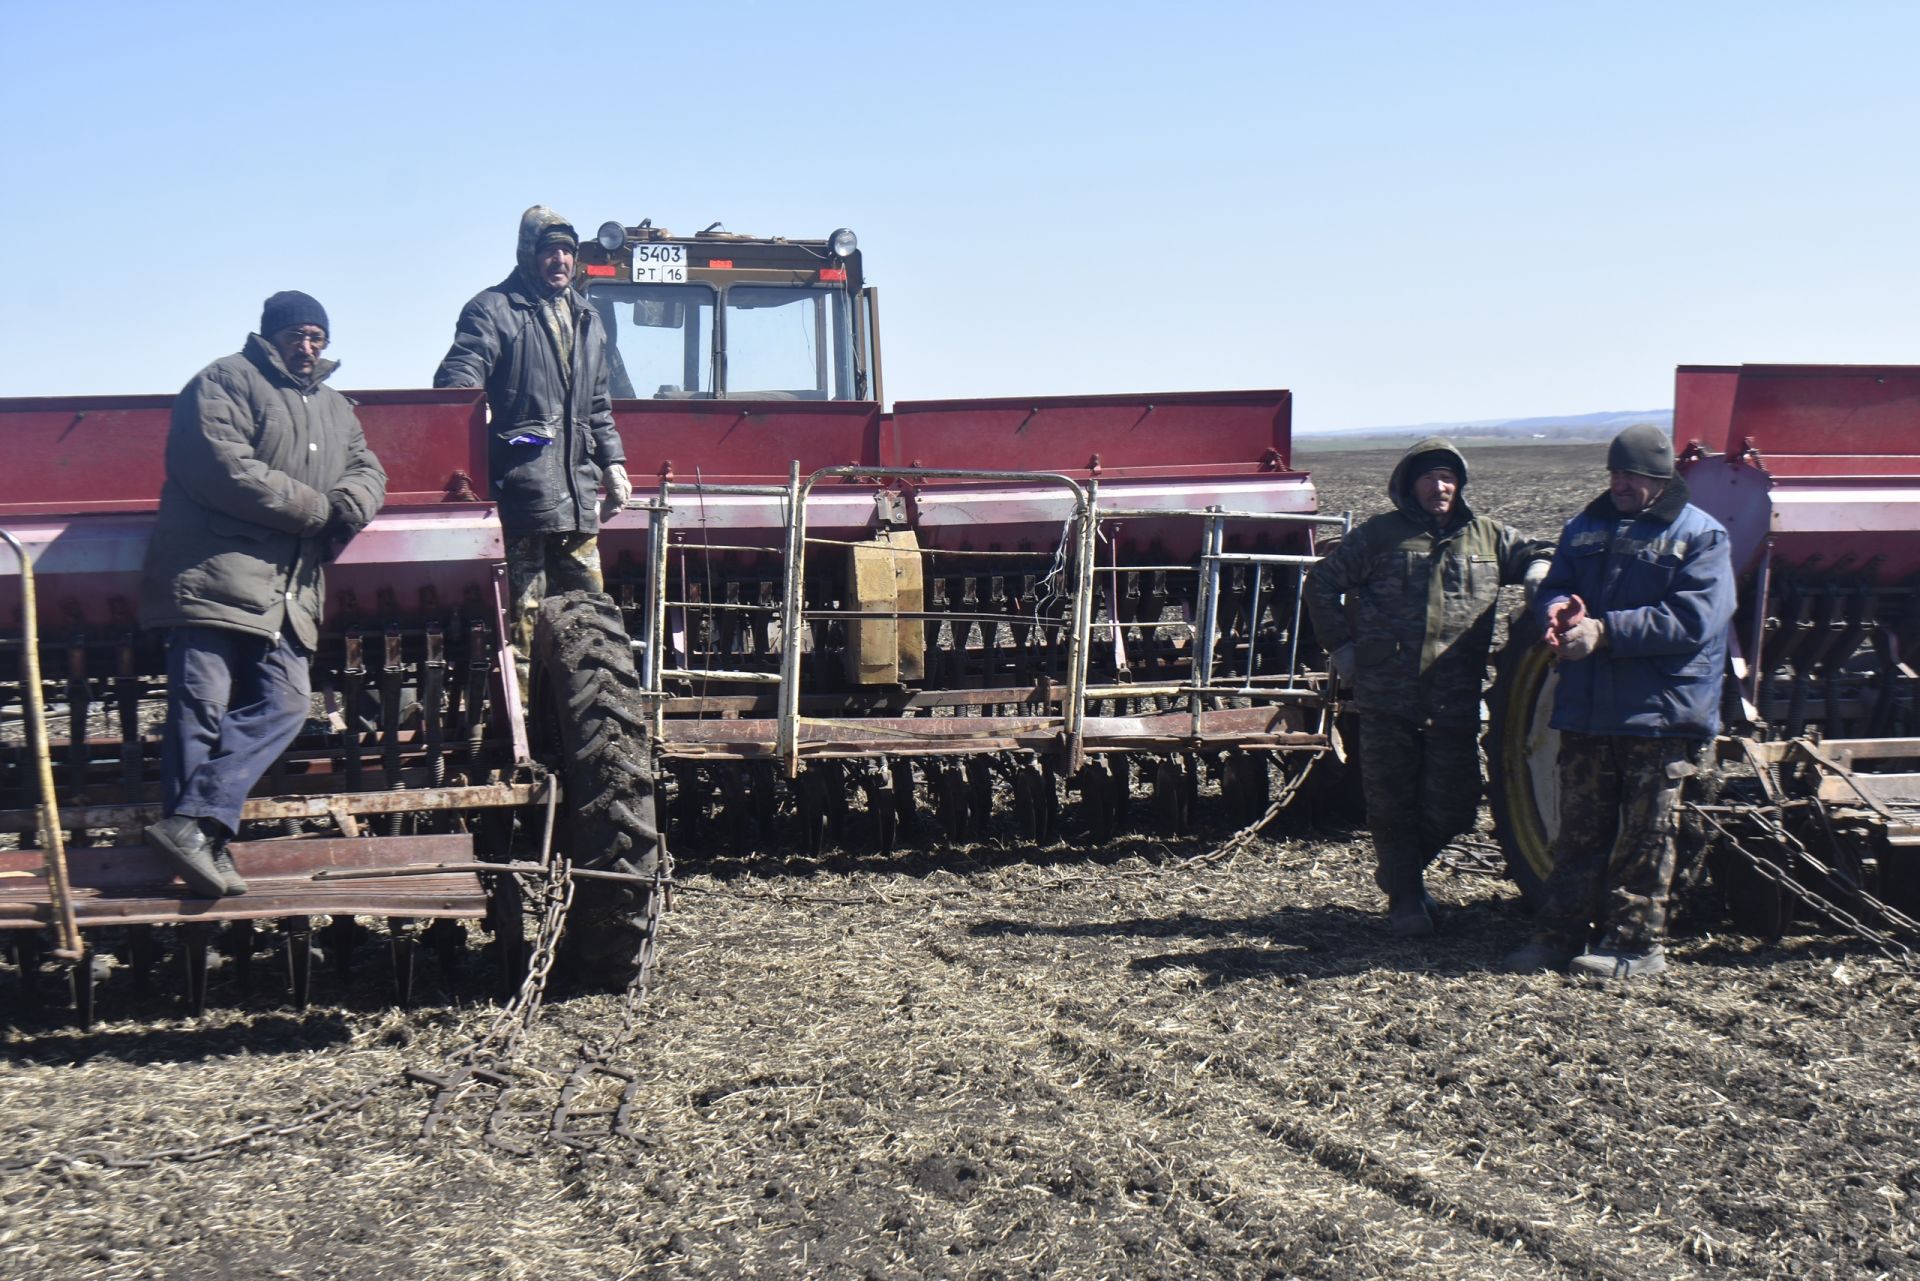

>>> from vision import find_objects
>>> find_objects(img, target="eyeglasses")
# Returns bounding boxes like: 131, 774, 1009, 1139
278, 329, 329, 351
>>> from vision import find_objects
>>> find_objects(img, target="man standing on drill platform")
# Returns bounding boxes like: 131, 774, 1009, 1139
1306, 439, 1552, 936
142, 291, 387, 897
433, 205, 633, 695
1503, 424, 1735, 980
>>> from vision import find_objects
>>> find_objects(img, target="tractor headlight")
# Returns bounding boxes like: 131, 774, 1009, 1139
596, 221, 628, 253
828, 227, 858, 259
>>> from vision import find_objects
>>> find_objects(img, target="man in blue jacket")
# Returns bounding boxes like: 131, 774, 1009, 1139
1503, 425, 1735, 979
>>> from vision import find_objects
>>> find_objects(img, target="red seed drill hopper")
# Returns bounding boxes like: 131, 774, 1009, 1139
0, 219, 1349, 1022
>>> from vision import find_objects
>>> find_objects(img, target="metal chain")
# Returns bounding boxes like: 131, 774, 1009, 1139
0, 820, 674, 1173
1686, 801, 1919, 967
451, 840, 675, 1156
0, 848, 585, 1175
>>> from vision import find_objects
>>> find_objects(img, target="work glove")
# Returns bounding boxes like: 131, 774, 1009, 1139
1327, 642, 1357, 691
1522, 558, 1551, 604
320, 493, 363, 563
1558, 615, 1606, 661
600, 463, 633, 522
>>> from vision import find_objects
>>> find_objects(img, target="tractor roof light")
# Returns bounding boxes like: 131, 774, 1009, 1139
828, 227, 858, 260
596, 221, 628, 253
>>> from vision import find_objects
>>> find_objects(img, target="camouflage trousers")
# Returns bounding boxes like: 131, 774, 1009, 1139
505, 531, 604, 694
1535, 731, 1702, 951
1356, 712, 1482, 898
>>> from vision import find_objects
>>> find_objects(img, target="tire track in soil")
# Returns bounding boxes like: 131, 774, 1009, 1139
917, 935, 1708, 1281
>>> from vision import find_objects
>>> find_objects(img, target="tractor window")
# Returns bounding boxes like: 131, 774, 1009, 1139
586, 283, 716, 399
724, 285, 856, 400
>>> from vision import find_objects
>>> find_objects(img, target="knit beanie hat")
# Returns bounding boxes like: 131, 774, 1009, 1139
535, 223, 579, 253
1405, 449, 1463, 486
260, 291, 329, 338
1607, 424, 1675, 479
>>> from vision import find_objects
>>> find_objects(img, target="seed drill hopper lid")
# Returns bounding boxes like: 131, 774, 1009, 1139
1675, 364, 1920, 583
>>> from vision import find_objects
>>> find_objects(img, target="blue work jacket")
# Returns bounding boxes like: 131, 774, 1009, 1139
1533, 477, 1735, 741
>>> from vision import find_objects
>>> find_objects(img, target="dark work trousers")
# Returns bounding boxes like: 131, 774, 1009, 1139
1534, 731, 1701, 951
504, 531, 604, 697
1357, 711, 1483, 898
161, 626, 311, 836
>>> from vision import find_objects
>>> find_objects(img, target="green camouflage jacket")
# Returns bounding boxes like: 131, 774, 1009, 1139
1304, 437, 1548, 727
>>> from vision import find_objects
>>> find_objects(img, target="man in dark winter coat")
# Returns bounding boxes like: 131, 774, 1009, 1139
141, 292, 387, 897
433, 206, 632, 693
1503, 424, 1735, 980
1305, 439, 1552, 936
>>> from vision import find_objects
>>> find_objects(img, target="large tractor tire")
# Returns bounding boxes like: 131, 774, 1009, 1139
1488, 623, 1731, 917
529, 591, 663, 989
1485, 629, 1562, 905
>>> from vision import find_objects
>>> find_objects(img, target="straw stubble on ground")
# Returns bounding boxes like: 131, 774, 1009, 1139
4, 442, 1919, 1279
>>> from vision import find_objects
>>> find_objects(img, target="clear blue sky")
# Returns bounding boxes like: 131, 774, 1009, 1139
3, 1, 1914, 431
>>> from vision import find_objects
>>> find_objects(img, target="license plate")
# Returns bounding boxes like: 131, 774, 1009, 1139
632, 243, 687, 284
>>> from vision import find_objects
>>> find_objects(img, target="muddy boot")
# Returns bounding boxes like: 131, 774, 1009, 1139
1569, 944, 1668, 981
1500, 936, 1577, 974
144, 815, 233, 899
1386, 892, 1437, 938
209, 835, 249, 896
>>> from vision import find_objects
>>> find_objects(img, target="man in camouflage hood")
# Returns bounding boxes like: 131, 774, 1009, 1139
1305, 439, 1551, 935
434, 206, 632, 690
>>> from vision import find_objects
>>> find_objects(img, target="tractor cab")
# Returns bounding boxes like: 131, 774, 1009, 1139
577, 221, 881, 404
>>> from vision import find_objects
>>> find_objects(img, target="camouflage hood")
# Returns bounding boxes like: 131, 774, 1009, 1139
1387, 436, 1473, 529
514, 205, 578, 283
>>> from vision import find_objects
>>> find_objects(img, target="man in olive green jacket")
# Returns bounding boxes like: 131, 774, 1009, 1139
140, 291, 386, 898
1304, 438, 1550, 935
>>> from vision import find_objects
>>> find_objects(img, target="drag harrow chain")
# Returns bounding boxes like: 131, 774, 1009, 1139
2, 829, 674, 1172
1687, 800, 1920, 968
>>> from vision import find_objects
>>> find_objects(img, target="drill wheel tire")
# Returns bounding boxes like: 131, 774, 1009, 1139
529, 591, 663, 990
1486, 630, 1561, 906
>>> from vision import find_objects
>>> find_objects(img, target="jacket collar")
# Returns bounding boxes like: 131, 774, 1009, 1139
500, 269, 589, 314
1580, 474, 1691, 525
244, 332, 337, 392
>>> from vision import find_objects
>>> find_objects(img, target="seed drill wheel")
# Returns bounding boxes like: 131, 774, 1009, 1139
1489, 622, 1752, 922
528, 591, 662, 988
1485, 632, 1561, 905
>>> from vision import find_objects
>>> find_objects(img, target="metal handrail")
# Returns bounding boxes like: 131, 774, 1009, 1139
634, 476, 1349, 765
779, 466, 1092, 776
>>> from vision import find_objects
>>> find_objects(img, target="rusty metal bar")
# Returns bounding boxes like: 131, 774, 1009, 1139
1205, 551, 1324, 567
490, 562, 530, 764
1097, 508, 1347, 525
659, 667, 782, 684
0, 527, 82, 960
315, 860, 547, 881
648, 472, 672, 731
1065, 477, 1099, 770
0, 781, 540, 835
1747, 537, 1773, 710
776, 462, 807, 774
650, 541, 784, 556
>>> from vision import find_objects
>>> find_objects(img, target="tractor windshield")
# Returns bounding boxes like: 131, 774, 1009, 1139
588, 281, 859, 401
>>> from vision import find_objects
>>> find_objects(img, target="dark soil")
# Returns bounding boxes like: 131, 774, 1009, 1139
5, 443, 1919, 1281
